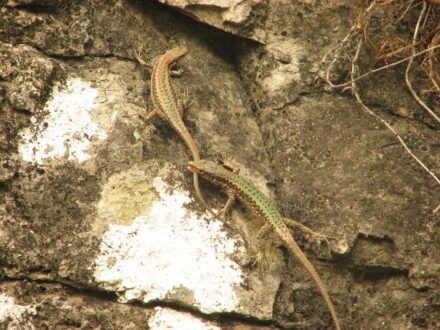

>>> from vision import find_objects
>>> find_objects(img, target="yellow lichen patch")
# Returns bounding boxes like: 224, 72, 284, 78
94, 165, 158, 233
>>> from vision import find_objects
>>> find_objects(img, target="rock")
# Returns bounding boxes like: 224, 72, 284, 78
157, 0, 267, 43
1, 0, 439, 328
0, 42, 55, 113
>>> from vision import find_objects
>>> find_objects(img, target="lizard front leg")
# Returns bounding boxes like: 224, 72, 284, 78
138, 108, 159, 123
218, 189, 235, 218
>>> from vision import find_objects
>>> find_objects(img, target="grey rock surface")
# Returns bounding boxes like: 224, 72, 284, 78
0, 43, 55, 113
156, 0, 267, 43
235, 1, 440, 329
0, 0, 439, 329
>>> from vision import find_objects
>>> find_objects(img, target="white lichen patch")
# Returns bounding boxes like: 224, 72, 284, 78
93, 177, 245, 314
148, 307, 221, 330
0, 293, 36, 330
18, 78, 107, 164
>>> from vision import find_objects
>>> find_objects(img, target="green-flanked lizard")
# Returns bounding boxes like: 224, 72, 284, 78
187, 159, 341, 330
135, 47, 214, 215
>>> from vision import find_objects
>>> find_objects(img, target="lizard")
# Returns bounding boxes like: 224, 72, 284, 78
135, 47, 214, 215
187, 159, 341, 330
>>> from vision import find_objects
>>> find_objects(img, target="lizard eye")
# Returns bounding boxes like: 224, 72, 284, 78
221, 163, 235, 172
215, 158, 235, 173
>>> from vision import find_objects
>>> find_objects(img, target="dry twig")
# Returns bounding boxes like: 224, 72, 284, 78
320, 0, 440, 212
405, 2, 440, 124
350, 39, 440, 212
323, 44, 440, 89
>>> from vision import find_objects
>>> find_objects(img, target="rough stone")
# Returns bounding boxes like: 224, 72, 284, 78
1, 0, 439, 329
156, 0, 267, 43
0, 42, 55, 113
236, 1, 440, 329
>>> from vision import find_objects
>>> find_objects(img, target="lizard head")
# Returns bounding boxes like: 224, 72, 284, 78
187, 159, 218, 177
188, 160, 237, 185
166, 47, 189, 60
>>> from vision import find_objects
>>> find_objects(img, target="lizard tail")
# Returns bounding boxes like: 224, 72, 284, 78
192, 171, 216, 216
274, 227, 341, 330
182, 132, 216, 216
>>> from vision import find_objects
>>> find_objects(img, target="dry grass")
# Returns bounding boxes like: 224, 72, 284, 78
320, 0, 440, 212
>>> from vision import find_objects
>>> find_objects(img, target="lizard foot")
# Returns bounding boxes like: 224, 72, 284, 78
180, 86, 193, 113
284, 218, 332, 256
170, 67, 184, 77
132, 48, 152, 69
251, 250, 269, 271
308, 231, 332, 257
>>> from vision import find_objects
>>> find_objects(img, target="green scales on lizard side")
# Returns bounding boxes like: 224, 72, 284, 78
188, 159, 341, 330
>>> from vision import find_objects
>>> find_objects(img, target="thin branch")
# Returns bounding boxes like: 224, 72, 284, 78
421, 2, 431, 29
376, 40, 420, 60
321, 27, 357, 78
320, 0, 378, 83
396, 0, 415, 23
323, 43, 440, 89
350, 39, 440, 212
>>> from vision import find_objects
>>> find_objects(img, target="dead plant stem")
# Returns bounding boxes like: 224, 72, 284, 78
324, 43, 440, 89
351, 39, 440, 212
405, 2, 440, 124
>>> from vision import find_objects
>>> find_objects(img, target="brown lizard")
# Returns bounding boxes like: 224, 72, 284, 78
135, 47, 214, 214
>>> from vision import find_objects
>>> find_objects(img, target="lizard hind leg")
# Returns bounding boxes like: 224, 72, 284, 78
283, 218, 332, 256
179, 86, 193, 116
252, 223, 272, 270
